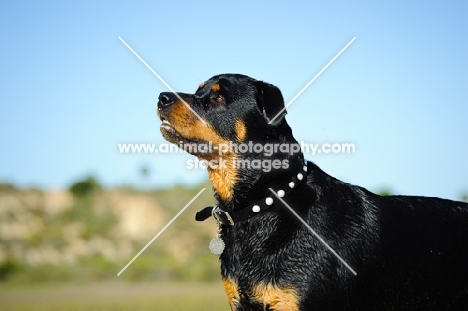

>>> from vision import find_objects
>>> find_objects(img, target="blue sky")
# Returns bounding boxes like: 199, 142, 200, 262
1, 1, 467, 200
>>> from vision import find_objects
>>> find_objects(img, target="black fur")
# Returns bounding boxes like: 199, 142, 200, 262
158, 74, 468, 310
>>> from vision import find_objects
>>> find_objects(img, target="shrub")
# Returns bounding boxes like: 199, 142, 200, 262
69, 176, 102, 199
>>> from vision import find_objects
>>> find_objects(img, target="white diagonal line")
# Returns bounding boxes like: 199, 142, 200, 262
268, 37, 356, 125
269, 188, 357, 275
118, 36, 207, 124
117, 188, 206, 276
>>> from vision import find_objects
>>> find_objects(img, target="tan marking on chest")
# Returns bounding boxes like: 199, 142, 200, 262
222, 277, 240, 310
207, 155, 237, 202
250, 282, 299, 311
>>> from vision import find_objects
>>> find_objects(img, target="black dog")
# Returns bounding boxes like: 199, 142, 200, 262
157, 74, 468, 310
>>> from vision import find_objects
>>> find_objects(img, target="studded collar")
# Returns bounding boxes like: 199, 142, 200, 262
195, 160, 308, 226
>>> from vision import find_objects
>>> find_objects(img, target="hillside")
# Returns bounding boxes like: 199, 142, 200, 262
0, 183, 222, 282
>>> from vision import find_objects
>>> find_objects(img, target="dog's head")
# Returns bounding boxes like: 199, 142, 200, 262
157, 74, 300, 203
158, 74, 288, 153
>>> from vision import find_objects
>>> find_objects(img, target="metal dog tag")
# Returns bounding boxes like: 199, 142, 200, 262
209, 237, 225, 255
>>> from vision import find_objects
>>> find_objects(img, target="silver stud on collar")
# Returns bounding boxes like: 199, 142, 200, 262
265, 197, 274, 205
303, 165, 307, 172
277, 189, 285, 198
297, 173, 303, 181
252, 205, 261, 212
289, 181, 295, 188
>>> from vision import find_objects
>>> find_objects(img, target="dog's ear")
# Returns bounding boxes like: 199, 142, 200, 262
256, 81, 286, 126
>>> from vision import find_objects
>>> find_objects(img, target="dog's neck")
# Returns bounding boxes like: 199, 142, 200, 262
208, 152, 306, 212
196, 153, 307, 225
205, 120, 303, 211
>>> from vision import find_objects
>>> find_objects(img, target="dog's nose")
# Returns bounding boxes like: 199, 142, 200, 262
158, 92, 176, 108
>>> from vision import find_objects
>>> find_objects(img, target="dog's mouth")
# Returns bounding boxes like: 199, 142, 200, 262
160, 118, 176, 134
159, 116, 185, 142
159, 115, 209, 150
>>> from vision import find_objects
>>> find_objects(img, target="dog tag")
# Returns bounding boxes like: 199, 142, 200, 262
209, 237, 225, 255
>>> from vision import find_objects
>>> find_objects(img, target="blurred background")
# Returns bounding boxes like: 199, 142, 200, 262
0, 0, 467, 310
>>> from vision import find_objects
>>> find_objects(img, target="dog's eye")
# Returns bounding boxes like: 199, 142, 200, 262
211, 95, 225, 104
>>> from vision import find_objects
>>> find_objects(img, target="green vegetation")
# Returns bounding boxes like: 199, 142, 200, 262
376, 188, 392, 197
0, 258, 21, 281
0, 183, 17, 192
461, 192, 468, 203
68, 175, 102, 198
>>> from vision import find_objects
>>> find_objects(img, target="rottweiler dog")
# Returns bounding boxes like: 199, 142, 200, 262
157, 73, 468, 310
